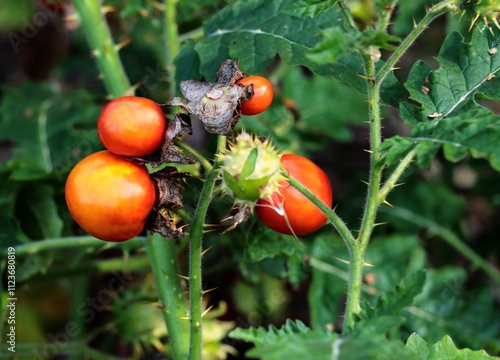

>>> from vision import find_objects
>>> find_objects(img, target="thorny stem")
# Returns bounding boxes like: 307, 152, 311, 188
378, 148, 417, 205
335, 0, 457, 332
376, 0, 455, 85
377, 0, 399, 32
340, 51, 383, 331
72, 0, 131, 98
146, 234, 190, 359
73, 2, 191, 358
284, 174, 355, 252
187, 135, 226, 360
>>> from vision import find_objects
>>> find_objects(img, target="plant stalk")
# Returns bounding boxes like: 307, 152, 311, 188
343, 51, 383, 332
72, 0, 131, 98
376, 0, 454, 85
145, 234, 190, 359
163, 0, 180, 97
187, 136, 226, 359
284, 174, 355, 252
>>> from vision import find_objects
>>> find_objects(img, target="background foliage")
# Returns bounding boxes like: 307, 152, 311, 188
1, 0, 500, 359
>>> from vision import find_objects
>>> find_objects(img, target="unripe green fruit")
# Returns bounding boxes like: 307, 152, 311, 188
219, 132, 284, 203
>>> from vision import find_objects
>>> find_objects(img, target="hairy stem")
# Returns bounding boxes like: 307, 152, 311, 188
188, 136, 226, 359
343, 52, 382, 331
72, 0, 131, 98
145, 234, 190, 359
378, 148, 417, 205
284, 174, 355, 252
377, 0, 399, 32
376, 0, 454, 85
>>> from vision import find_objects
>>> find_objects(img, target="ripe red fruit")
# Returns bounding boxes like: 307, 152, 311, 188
97, 96, 166, 157
256, 154, 332, 235
65, 150, 156, 242
236, 76, 273, 115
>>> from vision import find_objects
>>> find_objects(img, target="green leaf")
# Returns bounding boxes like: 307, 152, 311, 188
0, 82, 102, 180
406, 268, 500, 353
0, 175, 27, 246
401, 27, 500, 125
245, 226, 302, 262
390, 0, 438, 36
282, 0, 338, 18
229, 319, 340, 360
187, 0, 344, 79
281, 67, 370, 142
406, 334, 497, 359
360, 270, 426, 320
16, 183, 63, 239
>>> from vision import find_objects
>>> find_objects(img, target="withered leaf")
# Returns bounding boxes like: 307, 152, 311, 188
150, 167, 186, 210
216, 59, 245, 86
147, 209, 186, 239
169, 60, 253, 136
219, 204, 253, 234
136, 114, 194, 167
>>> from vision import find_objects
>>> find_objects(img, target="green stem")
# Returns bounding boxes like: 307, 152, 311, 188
378, 148, 417, 205
175, 139, 213, 173
338, 0, 359, 32
145, 233, 190, 360
376, 0, 399, 32
72, 0, 131, 98
343, 52, 382, 331
385, 207, 500, 284
376, 0, 454, 85
28, 254, 150, 282
188, 136, 225, 360
163, 0, 180, 97
0, 236, 145, 257
187, 171, 219, 359
284, 174, 355, 252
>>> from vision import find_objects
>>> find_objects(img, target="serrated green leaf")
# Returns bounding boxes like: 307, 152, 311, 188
229, 319, 339, 360
282, 0, 337, 17
308, 27, 400, 69
385, 102, 500, 171
406, 334, 497, 359
406, 268, 500, 353
0, 82, 102, 180
188, 0, 344, 79
401, 27, 500, 125
245, 226, 301, 262
360, 270, 426, 321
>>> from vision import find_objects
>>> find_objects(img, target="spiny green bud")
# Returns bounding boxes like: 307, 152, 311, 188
459, 0, 500, 30
218, 132, 284, 203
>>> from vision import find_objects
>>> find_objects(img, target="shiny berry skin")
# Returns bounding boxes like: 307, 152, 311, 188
65, 150, 156, 242
256, 154, 332, 235
236, 76, 273, 115
97, 96, 166, 157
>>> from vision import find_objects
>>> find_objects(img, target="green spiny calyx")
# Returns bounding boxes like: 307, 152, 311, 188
459, 0, 500, 30
219, 132, 284, 203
